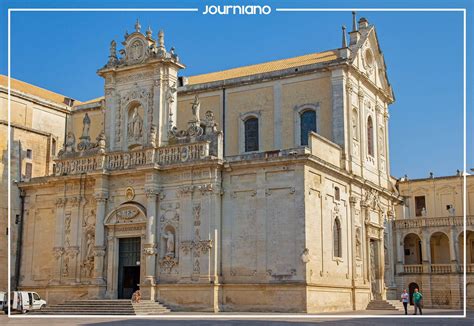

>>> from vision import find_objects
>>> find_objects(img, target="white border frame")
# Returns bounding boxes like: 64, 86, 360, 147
6, 6, 467, 320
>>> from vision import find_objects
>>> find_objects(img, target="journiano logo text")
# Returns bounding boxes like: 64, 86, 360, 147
203, 5, 272, 15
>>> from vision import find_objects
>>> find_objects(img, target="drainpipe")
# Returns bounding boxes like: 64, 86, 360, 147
222, 88, 226, 157
15, 190, 25, 291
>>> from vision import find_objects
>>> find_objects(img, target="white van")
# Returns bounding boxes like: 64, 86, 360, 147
0, 291, 7, 314
11, 291, 46, 313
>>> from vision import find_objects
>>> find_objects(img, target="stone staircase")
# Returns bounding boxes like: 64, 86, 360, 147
29, 299, 171, 315
366, 299, 404, 311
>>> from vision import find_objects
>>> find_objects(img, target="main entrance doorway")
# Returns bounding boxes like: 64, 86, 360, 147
118, 237, 141, 299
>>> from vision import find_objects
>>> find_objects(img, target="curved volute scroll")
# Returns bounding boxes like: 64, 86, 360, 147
104, 202, 147, 226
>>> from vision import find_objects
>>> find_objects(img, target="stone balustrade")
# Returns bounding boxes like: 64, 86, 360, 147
54, 141, 212, 176
401, 263, 474, 274
430, 264, 453, 274
403, 264, 423, 274
394, 216, 474, 229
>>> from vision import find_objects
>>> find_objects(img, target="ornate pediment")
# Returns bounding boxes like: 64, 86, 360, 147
104, 203, 147, 226
100, 19, 181, 71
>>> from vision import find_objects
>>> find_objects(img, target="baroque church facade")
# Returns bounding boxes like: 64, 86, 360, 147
13, 16, 401, 312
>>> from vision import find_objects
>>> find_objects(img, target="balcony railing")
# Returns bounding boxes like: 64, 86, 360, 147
54, 141, 213, 176
404, 264, 423, 273
459, 264, 474, 273
394, 216, 474, 229
431, 264, 453, 274
401, 263, 474, 274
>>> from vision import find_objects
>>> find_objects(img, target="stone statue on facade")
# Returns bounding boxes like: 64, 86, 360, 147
204, 110, 218, 134
78, 113, 92, 151
149, 124, 157, 147
166, 82, 177, 104
162, 230, 175, 257
355, 228, 362, 258
191, 95, 201, 123
64, 132, 76, 153
96, 131, 106, 153
86, 233, 95, 259
81, 113, 91, 140
128, 107, 143, 140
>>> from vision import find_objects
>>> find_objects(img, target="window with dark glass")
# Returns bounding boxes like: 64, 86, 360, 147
25, 162, 32, 180
335, 187, 340, 201
52, 138, 57, 156
333, 218, 342, 258
244, 117, 259, 152
367, 116, 374, 156
415, 196, 426, 217
300, 110, 316, 146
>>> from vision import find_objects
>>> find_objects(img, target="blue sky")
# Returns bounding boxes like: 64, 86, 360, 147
0, 0, 472, 179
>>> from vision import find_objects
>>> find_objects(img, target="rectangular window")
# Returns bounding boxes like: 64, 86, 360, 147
25, 162, 33, 179
26, 149, 32, 159
415, 196, 426, 217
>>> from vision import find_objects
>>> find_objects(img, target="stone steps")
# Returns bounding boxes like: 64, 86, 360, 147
29, 299, 171, 315
366, 300, 403, 311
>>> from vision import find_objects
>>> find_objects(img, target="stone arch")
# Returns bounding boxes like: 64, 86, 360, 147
409, 282, 419, 305
404, 233, 422, 264
104, 202, 147, 226
458, 230, 474, 264
430, 231, 450, 264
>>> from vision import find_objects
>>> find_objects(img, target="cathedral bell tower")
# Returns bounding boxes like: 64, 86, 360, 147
98, 20, 184, 151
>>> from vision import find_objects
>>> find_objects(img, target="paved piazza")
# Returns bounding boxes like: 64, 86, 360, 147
0, 310, 472, 325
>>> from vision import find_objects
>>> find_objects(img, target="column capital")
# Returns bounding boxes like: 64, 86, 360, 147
94, 192, 108, 202
145, 187, 164, 200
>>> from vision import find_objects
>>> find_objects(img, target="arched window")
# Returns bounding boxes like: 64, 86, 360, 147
300, 110, 317, 146
333, 218, 342, 258
367, 116, 374, 156
244, 117, 259, 152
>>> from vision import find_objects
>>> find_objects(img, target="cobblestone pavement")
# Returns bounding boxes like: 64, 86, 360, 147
0, 309, 472, 325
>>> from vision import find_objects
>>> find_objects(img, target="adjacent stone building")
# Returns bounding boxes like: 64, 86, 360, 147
11, 16, 402, 312
391, 173, 474, 309
0, 75, 77, 291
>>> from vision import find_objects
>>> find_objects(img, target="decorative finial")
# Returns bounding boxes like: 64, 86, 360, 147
146, 25, 152, 38
342, 25, 347, 48
124, 30, 129, 39
352, 11, 357, 32
135, 19, 141, 32
429, 172, 434, 178
158, 30, 165, 47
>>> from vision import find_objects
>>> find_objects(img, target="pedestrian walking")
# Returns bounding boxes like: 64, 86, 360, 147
400, 289, 409, 315
413, 288, 423, 315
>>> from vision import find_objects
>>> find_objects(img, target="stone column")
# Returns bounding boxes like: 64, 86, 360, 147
93, 193, 107, 285
450, 227, 458, 272
421, 230, 431, 273
142, 187, 159, 300
52, 197, 67, 284
357, 88, 366, 175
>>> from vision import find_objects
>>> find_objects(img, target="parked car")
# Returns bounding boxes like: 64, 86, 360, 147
0, 291, 7, 314
10, 291, 46, 313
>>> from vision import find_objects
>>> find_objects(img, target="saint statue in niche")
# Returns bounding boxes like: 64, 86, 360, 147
128, 106, 143, 140
162, 230, 175, 257
355, 228, 362, 258
352, 114, 358, 139
86, 233, 95, 259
